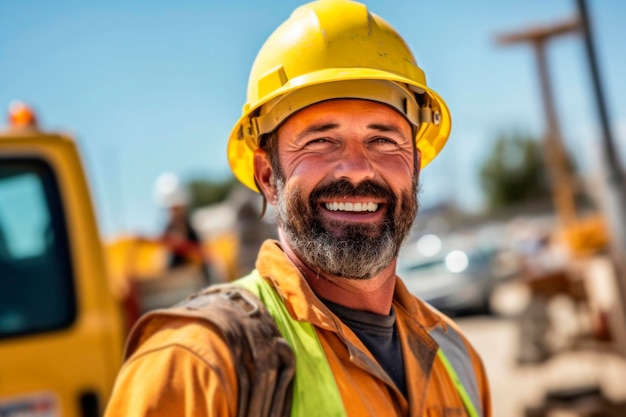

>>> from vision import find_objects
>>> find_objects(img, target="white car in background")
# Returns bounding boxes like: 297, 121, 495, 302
397, 232, 517, 316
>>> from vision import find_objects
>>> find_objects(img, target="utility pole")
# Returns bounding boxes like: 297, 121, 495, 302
576, 0, 626, 355
496, 3, 626, 356
496, 17, 581, 228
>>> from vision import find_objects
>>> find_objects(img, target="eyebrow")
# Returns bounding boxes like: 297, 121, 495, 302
367, 123, 405, 135
296, 123, 339, 140
296, 122, 405, 140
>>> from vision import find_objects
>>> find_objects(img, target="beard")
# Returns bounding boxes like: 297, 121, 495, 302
274, 175, 418, 280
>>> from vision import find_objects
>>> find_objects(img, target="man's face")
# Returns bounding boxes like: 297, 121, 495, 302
261, 99, 420, 280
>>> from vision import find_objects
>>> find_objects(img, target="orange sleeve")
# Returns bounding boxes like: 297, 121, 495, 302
104, 322, 238, 417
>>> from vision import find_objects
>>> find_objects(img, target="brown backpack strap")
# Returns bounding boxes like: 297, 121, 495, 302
125, 284, 295, 417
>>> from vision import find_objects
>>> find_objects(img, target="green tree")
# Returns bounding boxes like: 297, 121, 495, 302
480, 132, 551, 210
186, 176, 238, 210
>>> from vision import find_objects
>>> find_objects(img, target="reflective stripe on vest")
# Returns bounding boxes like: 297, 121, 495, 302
236, 271, 481, 417
436, 350, 481, 417
236, 272, 347, 417
430, 326, 483, 417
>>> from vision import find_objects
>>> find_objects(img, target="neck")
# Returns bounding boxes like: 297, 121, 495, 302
279, 233, 397, 315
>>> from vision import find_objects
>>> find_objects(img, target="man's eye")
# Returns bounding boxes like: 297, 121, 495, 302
306, 138, 331, 146
372, 137, 397, 145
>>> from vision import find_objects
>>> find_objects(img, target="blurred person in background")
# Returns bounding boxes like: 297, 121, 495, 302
105, 1, 491, 416
153, 172, 212, 284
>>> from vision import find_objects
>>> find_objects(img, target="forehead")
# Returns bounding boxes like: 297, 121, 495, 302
278, 99, 412, 135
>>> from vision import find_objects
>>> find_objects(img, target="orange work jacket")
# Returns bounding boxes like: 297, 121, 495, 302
104, 240, 491, 417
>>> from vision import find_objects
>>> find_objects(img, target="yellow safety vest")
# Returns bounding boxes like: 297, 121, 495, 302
236, 271, 481, 417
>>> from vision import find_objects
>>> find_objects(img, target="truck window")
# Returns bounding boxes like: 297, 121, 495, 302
0, 158, 76, 338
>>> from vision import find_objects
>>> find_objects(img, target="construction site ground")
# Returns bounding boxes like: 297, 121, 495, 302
458, 284, 626, 417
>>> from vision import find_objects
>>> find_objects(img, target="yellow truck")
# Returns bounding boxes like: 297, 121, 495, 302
0, 102, 244, 416
0, 103, 126, 417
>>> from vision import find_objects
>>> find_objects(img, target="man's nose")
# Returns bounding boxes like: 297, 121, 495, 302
333, 146, 375, 184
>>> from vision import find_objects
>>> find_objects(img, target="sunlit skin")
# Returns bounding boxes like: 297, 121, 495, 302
254, 99, 420, 314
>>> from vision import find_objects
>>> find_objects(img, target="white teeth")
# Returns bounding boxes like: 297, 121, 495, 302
324, 202, 379, 212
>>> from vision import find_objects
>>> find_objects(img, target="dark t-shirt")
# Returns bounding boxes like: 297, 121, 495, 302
321, 298, 407, 397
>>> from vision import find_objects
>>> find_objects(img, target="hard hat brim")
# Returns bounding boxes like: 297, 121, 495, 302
227, 68, 451, 192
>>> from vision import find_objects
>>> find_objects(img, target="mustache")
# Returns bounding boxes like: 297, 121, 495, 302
309, 179, 395, 204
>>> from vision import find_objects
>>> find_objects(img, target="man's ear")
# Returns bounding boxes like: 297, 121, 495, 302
253, 149, 277, 204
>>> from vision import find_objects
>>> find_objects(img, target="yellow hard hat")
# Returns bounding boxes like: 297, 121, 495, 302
227, 0, 451, 191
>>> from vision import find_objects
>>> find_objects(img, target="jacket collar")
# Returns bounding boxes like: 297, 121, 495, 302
255, 239, 445, 332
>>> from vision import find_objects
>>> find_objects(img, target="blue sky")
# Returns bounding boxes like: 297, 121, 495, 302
1, 0, 624, 238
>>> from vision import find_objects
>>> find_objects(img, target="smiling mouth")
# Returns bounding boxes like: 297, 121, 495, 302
324, 202, 379, 212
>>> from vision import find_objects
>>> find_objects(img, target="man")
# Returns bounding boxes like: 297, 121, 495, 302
105, 1, 491, 416
153, 173, 205, 269
152, 172, 212, 284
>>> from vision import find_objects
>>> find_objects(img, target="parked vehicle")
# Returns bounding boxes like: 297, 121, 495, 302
0, 102, 126, 417
397, 232, 515, 316
0, 103, 236, 417
0, 102, 231, 417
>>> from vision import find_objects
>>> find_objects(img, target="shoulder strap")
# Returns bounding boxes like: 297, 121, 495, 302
125, 284, 295, 417
236, 272, 347, 417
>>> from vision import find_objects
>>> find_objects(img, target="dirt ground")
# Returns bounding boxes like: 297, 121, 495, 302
457, 312, 626, 417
